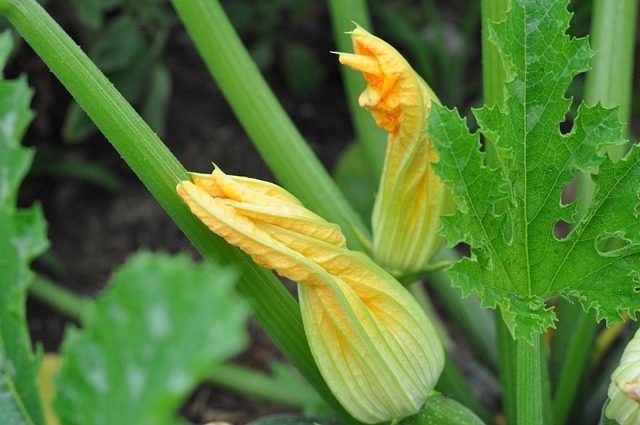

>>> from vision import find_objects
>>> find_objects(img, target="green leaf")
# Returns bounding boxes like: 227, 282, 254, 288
281, 43, 325, 99
90, 15, 146, 73
53, 251, 248, 425
141, 63, 172, 138
428, 0, 639, 341
0, 30, 48, 425
73, 0, 104, 29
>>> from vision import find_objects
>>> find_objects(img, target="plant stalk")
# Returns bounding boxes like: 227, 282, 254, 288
516, 337, 546, 425
0, 0, 353, 420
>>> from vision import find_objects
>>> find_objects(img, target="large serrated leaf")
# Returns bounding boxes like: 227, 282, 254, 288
0, 29, 48, 425
53, 251, 248, 425
428, 0, 639, 341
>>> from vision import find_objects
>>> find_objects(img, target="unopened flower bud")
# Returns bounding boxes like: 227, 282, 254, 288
606, 328, 640, 425
339, 25, 453, 276
177, 167, 444, 423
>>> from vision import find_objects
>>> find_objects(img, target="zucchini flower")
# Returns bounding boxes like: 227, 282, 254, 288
177, 167, 444, 424
606, 328, 640, 425
339, 25, 453, 276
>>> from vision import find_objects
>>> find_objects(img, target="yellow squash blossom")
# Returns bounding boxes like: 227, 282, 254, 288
339, 25, 453, 276
606, 328, 640, 425
177, 167, 444, 424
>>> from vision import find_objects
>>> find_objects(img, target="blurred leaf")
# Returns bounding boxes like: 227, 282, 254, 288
53, 251, 248, 425
73, 0, 104, 29
247, 415, 345, 425
64, 44, 157, 143
0, 30, 48, 425
141, 63, 172, 138
62, 102, 96, 142
224, 1, 254, 33
91, 15, 145, 73
282, 43, 325, 98
333, 142, 377, 222
250, 38, 276, 71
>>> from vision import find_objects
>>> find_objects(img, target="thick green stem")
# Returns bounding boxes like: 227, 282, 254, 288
326, 0, 386, 178
516, 337, 546, 425
170, 0, 370, 251
0, 0, 353, 420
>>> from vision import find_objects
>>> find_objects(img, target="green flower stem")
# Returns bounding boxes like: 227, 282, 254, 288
516, 337, 547, 425
327, 0, 386, 178
169, 0, 370, 252
208, 364, 326, 411
0, 1, 353, 420
29, 275, 90, 321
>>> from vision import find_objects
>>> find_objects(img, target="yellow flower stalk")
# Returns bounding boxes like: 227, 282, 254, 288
339, 25, 453, 275
177, 167, 444, 424
606, 328, 640, 425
